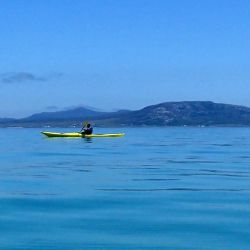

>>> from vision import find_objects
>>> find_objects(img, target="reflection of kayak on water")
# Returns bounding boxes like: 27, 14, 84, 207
41, 131, 125, 138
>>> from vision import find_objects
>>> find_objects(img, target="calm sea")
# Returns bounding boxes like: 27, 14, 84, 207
0, 127, 250, 249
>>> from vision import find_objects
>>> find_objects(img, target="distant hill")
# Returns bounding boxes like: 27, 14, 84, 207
2, 101, 250, 127
100, 101, 250, 126
21, 107, 107, 122
0, 118, 16, 123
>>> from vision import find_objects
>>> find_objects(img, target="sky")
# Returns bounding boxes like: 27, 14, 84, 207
0, 0, 250, 118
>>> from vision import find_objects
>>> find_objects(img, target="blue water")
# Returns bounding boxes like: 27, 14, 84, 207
0, 127, 250, 249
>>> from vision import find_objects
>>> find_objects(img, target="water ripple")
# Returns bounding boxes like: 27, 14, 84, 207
97, 188, 250, 192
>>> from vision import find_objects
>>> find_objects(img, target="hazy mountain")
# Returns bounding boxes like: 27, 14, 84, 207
21, 107, 107, 122
0, 118, 16, 123
2, 101, 250, 127
102, 101, 250, 126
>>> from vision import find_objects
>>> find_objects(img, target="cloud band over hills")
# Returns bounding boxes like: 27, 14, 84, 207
0, 72, 63, 84
1, 72, 46, 83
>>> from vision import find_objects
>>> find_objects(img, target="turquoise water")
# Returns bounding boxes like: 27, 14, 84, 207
0, 127, 250, 249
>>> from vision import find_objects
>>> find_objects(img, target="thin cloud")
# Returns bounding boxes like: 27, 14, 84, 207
46, 106, 59, 111
1, 72, 46, 83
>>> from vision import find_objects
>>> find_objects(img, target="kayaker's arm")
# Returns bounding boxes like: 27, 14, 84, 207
79, 127, 85, 133
79, 122, 93, 135
79, 121, 88, 133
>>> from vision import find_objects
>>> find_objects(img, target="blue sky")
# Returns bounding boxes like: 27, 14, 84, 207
0, 0, 250, 117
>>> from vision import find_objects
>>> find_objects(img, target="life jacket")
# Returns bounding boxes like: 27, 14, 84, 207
84, 126, 93, 135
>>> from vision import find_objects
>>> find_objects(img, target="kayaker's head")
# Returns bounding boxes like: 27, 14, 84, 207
86, 123, 91, 128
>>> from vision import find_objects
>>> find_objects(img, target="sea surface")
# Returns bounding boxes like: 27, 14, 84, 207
0, 127, 250, 249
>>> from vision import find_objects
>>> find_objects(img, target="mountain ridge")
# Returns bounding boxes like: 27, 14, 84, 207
1, 101, 250, 127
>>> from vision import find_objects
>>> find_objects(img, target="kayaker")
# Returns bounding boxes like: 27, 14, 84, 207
80, 122, 93, 135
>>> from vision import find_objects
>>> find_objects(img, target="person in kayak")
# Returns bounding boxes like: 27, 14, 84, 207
80, 123, 93, 135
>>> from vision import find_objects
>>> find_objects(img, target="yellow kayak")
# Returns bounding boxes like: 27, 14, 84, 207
41, 131, 125, 138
